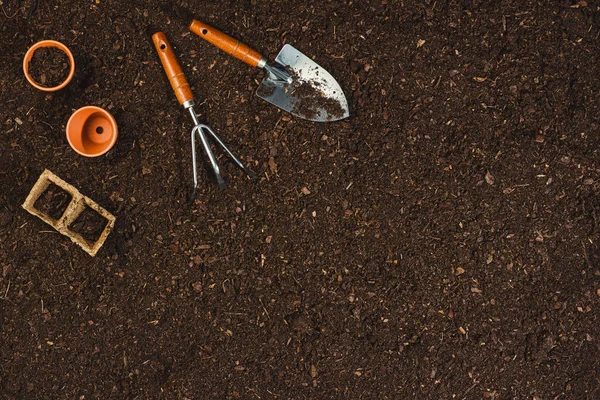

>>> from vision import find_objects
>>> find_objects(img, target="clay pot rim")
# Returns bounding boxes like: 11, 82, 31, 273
66, 106, 118, 157
23, 40, 75, 92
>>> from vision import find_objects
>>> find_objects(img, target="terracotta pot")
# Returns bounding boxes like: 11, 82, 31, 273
23, 40, 75, 92
66, 106, 118, 157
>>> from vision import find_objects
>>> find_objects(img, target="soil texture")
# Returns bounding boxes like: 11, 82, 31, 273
28, 47, 70, 88
69, 206, 108, 244
32, 183, 72, 220
290, 79, 346, 120
1, 0, 600, 399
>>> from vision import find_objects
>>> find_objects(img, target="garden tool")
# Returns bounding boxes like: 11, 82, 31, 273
189, 20, 350, 122
152, 32, 256, 196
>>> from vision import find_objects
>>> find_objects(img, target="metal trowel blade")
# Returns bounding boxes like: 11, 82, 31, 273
256, 44, 349, 122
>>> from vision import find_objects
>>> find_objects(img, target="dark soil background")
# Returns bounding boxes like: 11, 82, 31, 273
1, 0, 600, 398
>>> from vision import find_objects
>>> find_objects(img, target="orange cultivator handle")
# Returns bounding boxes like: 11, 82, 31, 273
152, 32, 194, 105
189, 20, 264, 68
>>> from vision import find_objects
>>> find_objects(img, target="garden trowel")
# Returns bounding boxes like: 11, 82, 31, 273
189, 19, 349, 122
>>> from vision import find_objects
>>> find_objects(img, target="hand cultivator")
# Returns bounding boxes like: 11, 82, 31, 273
152, 32, 256, 197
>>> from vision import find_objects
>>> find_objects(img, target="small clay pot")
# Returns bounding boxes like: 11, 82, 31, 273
23, 40, 75, 92
66, 106, 118, 157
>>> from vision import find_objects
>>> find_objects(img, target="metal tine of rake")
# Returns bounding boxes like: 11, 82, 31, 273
189, 109, 226, 191
189, 109, 257, 193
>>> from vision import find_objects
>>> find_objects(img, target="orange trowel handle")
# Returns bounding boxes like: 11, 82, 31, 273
189, 20, 264, 68
152, 32, 194, 105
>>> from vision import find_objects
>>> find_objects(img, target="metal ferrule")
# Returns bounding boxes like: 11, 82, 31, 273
182, 100, 195, 110
257, 57, 267, 69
